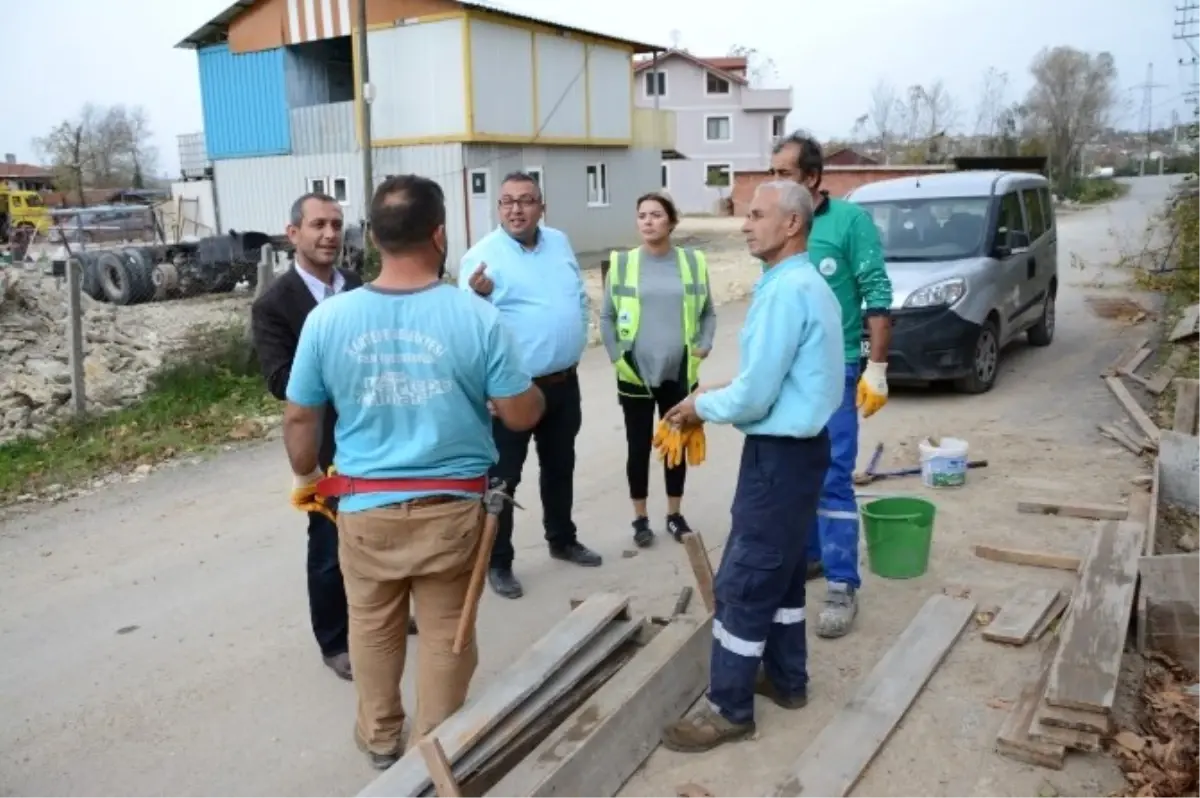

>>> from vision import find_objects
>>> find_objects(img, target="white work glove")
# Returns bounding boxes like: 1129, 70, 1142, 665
856, 361, 889, 418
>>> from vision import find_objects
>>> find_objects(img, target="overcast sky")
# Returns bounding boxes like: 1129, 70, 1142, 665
4, 0, 1195, 176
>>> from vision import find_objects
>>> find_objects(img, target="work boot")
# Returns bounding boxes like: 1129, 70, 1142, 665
661, 703, 755, 753
632, 516, 655, 548
549, 541, 603, 567
816, 582, 858, 639
323, 652, 352, 681
665, 512, 692, 543
355, 728, 401, 771
755, 671, 809, 710
806, 560, 824, 581
488, 566, 524, 599
408, 617, 418, 635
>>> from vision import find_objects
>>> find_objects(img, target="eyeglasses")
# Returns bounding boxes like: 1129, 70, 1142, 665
499, 197, 539, 209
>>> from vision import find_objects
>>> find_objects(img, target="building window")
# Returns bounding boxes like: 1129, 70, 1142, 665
331, 177, 348, 204
771, 114, 787, 141
660, 162, 669, 190
706, 72, 731, 95
705, 115, 732, 142
307, 177, 327, 195
704, 163, 732, 188
643, 70, 666, 97
586, 163, 609, 207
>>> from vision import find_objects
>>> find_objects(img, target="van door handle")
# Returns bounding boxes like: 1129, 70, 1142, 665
1026, 257, 1036, 280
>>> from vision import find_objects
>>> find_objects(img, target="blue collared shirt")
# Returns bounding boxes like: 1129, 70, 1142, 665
458, 226, 589, 378
695, 252, 844, 438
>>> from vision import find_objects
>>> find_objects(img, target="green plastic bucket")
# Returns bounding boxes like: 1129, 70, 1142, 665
861, 497, 936, 579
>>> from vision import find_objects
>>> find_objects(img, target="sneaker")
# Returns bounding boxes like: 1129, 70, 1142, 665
805, 561, 824, 581
549, 541, 603, 567
487, 566, 524, 599
661, 703, 755, 753
632, 516, 654, 548
816, 583, 858, 639
665, 512, 692, 542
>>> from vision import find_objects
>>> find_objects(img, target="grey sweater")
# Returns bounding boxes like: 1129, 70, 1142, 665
599, 247, 717, 388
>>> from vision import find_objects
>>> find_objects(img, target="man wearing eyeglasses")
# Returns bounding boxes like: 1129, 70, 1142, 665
458, 171, 602, 600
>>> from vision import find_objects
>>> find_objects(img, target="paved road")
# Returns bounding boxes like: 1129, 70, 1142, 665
0, 176, 1177, 797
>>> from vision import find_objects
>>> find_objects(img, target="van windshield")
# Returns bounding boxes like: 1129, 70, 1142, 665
23, 193, 45, 207
857, 196, 990, 262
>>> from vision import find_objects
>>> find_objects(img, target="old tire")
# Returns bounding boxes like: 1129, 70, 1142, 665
74, 252, 104, 300
97, 250, 142, 306
120, 248, 157, 303
954, 317, 1000, 395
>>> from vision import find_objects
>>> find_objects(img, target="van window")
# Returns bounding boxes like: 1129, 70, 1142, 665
993, 191, 1026, 249
1022, 188, 1046, 240
1038, 186, 1053, 231
857, 196, 990, 262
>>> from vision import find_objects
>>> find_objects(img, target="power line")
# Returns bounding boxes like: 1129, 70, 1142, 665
1176, 2, 1200, 120
1133, 62, 1168, 173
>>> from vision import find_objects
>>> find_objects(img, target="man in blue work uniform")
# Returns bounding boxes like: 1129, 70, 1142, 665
769, 132, 893, 639
460, 171, 603, 600
659, 180, 844, 751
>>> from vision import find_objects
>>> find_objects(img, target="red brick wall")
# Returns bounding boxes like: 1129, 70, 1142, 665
731, 166, 951, 216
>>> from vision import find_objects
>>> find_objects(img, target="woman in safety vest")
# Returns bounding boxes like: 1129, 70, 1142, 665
600, 192, 716, 548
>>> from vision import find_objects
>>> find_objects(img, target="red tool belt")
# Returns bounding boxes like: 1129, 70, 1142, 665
316, 474, 488, 498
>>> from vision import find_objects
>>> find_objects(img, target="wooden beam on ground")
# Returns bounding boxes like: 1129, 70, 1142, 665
1145, 345, 1190, 395
1105, 376, 1162, 444
983, 588, 1062, 646
771, 594, 976, 797
1036, 701, 1110, 735
1167, 303, 1199, 342
1016, 499, 1128, 520
1173, 378, 1199, 435
1136, 457, 1162, 654
1102, 336, 1149, 377
358, 593, 630, 798
1098, 423, 1146, 454
1029, 704, 1103, 752
1028, 593, 1070, 643
418, 738, 462, 798
489, 616, 712, 798
995, 645, 1066, 770
973, 544, 1080, 572
1045, 520, 1144, 713
1119, 346, 1153, 377
681, 532, 716, 614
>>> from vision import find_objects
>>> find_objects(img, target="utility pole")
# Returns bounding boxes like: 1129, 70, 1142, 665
1133, 63, 1167, 175
1177, 2, 1200, 127
357, 0, 374, 229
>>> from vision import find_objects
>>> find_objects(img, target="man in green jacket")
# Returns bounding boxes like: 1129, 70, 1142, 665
769, 132, 893, 639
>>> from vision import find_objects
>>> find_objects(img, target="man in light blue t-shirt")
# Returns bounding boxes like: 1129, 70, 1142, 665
283, 175, 545, 770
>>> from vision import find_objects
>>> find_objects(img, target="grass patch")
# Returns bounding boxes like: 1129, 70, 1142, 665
0, 324, 277, 504
1066, 178, 1131, 204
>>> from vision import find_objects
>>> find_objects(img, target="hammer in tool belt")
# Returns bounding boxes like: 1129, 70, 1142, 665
452, 478, 520, 654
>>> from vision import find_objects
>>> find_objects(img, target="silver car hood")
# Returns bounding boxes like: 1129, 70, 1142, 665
885, 258, 985, 309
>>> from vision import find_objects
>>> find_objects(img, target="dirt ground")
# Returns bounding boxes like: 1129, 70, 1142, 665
0, 176, 1181, 797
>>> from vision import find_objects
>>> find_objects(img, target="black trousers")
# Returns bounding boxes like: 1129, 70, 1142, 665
619, 379, 690, 501
489, 370, 583, 568
306, 511, 349, 657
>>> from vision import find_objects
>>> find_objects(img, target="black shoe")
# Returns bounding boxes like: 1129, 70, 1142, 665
632, 517, 655, 548
549, 541, 603, 567
755, 672, 809, 710
488, 566, 524, 599
665, 513, 692, 542
407, 617, 418, 635
323, 651, 353, 681
355, 729, 401, 770
806, 561, 824, 581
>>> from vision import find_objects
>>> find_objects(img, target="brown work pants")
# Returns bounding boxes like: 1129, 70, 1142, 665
337, 497, 484, 755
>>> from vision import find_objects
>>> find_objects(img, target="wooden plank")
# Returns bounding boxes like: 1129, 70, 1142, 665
1105, 376, 1161, 444
490, 616, 712, 798
1029, 592, 1070, 643
418, 738, 462, 798
983, 588, 1062, 645
1136, 458, 1161, 653
1116, 420, 1157, 451
1145, 346, 1190, 395
1167, 303, 1199, 342
443, 617, 641, 788
973, 543, 1080, 572
995, 645, 1066, 770
358, 593, 630, 798
1045, 520, 1144, 712
1173, 378, 1199, 435
1016, 499, 1128, 520
1119, 346, 1153, 376
1029, 705, 1102, 752
1102, 336, 1150, 377
681, 532, 716, 614
1099, 422, 1146, 454
1036, 701, 1110, 735
771, 595, 976, 797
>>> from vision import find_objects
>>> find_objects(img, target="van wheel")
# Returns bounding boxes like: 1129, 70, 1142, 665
1027, 291, 1055, 347
954, 318, 1000, 394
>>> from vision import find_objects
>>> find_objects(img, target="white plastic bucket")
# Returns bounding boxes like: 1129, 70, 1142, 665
919, 437, 969, 488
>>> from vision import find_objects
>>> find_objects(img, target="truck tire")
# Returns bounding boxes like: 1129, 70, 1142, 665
120, 247, 157, 303
97, 250, 142, 306
72, 253, 104, 300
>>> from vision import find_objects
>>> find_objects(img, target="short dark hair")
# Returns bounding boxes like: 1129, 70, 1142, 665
772, 131, 824, 188
636, 191, 679, 226
289, 192, 340, 226
500, 171, 541, 200
369, 175, 445, 255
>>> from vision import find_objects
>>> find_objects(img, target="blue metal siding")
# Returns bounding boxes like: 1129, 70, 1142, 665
198, 44, 291, 159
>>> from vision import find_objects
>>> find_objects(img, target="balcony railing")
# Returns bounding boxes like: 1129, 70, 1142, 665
742, 87, 793, 112
632, 108, 676, 150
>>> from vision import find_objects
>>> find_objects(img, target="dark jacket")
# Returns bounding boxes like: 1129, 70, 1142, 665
251, 266, 363, 471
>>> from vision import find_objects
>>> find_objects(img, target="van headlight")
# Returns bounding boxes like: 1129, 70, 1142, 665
904, 278, 966, 309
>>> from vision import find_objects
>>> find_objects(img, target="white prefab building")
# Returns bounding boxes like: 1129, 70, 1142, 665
176, 0, 674, 269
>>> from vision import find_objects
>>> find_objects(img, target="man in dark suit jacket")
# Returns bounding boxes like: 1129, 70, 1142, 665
252, 192, 363, 681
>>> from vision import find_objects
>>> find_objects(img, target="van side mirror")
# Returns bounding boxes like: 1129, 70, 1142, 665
993, 229, 1030, 258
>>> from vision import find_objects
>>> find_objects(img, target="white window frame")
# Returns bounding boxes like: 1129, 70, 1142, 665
586, 162, 609, 208
705, 71, 731, 96
642, 69, 667, 99
660, 161, 670, 191
704, 114, 733, 143
306, 176, 328, 195
770, 114, 787, 143
331, 176, 349, 204
703, 162, 733, 189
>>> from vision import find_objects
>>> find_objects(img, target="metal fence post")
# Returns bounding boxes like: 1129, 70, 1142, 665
255, 244, 275, 301
65, 251, 86, 417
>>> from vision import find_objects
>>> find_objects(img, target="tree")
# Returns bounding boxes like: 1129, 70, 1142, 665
973, 67, 1010, 152
919, 80, 959, 140
1022, 46, 1118, 191
727, 44, 778, 88
33, 103, 159, 200
866, 81, 898, 163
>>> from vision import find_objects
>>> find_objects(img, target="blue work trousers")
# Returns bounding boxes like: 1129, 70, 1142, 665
709, 431, 830, 725
806, 363, 862, 589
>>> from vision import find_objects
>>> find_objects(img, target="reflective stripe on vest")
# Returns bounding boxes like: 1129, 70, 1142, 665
607, 246, 710, 394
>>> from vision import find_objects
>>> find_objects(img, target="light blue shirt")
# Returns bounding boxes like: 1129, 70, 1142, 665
286, 282, 532, 513
458, 226, 589, 378
695, 253, 844, 438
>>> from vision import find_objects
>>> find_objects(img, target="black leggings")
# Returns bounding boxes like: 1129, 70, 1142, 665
619, 380, 689, 501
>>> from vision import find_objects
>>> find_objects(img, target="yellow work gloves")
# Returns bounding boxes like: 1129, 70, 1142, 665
653, 419, 707, 468
290, 468, 336, 523
856, 360, 889, 418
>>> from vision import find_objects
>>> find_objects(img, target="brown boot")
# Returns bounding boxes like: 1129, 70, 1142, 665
755, 672, 809, 710
661, 704, 755, 753
355, 727, 401, 771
